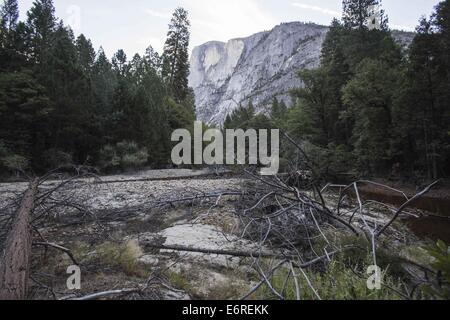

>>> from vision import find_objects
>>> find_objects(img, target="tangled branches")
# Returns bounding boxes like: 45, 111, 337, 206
0, 156, 442, 300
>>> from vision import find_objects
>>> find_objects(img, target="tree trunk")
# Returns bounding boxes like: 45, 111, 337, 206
0, 179, 38, 300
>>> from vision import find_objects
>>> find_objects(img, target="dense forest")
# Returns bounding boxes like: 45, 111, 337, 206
226, 0, 450, 181
0, 0, 195, 177
0, 0, 449, 182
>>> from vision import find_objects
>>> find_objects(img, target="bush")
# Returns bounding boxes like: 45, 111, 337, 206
0, 141, 7, 157
254, 258, 403, 300
96, 240, 148, 278
1, 154, 29, 172
0, 141, 29, 176
42, 149, 73, 169
423, 240, 450, 299
99, 141, 148, 172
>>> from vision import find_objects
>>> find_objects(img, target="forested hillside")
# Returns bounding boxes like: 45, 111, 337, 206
0, 0, 195, 177
226, 0, 450, 181
1, 0, 449, 182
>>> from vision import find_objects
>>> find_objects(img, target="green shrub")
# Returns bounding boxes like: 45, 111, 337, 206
254, 258, 403, 300
99, 141, 148, 172
0, 141, 8, 157
42, 149, 73, 168
423, 240, 450, 299
0, 142, 29, 175
167, 271, 190, 291
1, 154, 29, 172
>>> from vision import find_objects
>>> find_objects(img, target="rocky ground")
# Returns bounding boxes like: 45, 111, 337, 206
0, 169, 446, 300
0, 169, 265, 300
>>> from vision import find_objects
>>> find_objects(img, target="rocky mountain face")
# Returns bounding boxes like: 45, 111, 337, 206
189, 22, 414, 125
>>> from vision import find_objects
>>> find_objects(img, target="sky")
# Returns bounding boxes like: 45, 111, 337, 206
18, 0, 441, 59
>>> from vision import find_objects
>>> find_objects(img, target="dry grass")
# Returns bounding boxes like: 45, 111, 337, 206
96, 240, 149, 278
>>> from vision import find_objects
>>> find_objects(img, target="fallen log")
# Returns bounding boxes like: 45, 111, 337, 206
143, 242, 354, 262
69, 289, 140, 301
144, 242, 280, 258
0, 179, 38, 300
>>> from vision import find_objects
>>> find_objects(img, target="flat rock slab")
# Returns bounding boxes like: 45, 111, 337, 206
141, 224, 258, 268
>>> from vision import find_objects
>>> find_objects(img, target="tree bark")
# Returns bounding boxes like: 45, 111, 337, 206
0, 179, 38, 300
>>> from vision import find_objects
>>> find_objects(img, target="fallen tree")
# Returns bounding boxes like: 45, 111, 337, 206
0, 180, 38, 300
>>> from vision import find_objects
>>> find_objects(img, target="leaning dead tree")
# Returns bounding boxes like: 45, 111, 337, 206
0, 167, 240, 300
0, 168, 103, 300
0, 180, 38, 300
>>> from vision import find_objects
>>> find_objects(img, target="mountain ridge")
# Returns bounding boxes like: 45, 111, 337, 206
189, 21, 414, 125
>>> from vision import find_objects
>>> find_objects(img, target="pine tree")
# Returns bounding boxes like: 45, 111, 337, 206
0, 0, 195, 173
76, 34, 95, 75
271, 97, 280, 119
0, 0, 18, 31
270, 97, 288, 122
0, 70, 52, 168
145, 45, 162, 74
162, 7, 190, 103
40, 23, 97, 163
91, 47, 116, 142
223, 102, 256, 130
291, 68, 340, 146
0, 0, 23, 70
434, 0, 450, 102
342, 59, 398, 175
393, 6, 450, 179
112, 49, 128, 76
26, 0, 56, 65
92, 47, 116, 110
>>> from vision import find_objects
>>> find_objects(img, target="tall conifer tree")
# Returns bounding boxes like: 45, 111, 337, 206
162, 7, 190, 103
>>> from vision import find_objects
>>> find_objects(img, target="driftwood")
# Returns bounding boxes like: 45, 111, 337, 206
144, 243, 354, 262
144, 242, 285, 259
70, 289, 140, 301
0, 179, 38, 300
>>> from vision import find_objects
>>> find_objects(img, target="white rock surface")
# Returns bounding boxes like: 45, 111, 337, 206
139, 224, 257, 269
147, 223, 258, 268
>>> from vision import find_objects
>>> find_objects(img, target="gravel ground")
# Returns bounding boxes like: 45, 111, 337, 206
0, 169, 259, 300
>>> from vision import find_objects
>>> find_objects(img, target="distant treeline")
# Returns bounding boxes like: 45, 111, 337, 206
225, 0, 450, 181
0, 0, 194, 177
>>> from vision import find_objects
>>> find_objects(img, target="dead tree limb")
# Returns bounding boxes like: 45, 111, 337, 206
33, 242, 79, 266
70, 289, 140, 301
376, 180, 440, 237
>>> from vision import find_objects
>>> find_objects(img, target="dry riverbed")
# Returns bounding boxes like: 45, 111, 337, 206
0, 169, 263, 300
1, 169, 444, 300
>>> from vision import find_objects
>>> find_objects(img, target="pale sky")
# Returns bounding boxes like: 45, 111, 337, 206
18, 0, 440, 59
